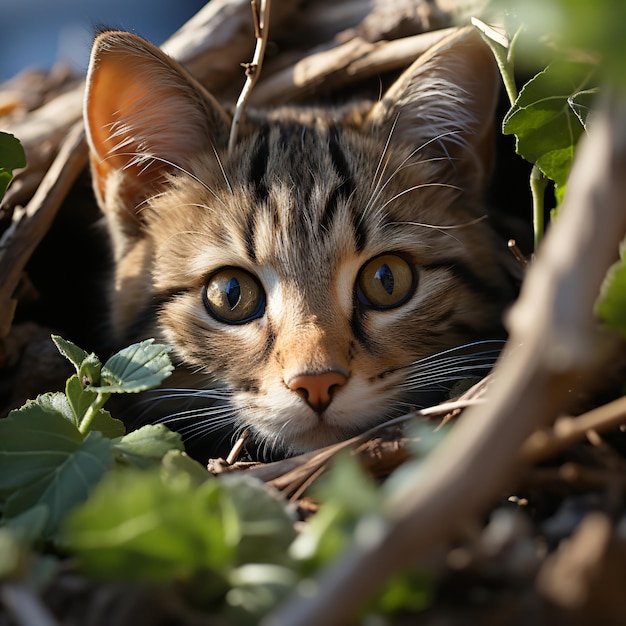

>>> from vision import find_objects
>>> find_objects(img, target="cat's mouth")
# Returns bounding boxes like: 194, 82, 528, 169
251, 417, 370, 458
240, 391, 398, 458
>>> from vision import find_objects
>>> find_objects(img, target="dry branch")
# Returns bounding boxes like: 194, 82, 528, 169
0, 122, 87, 340
264, 88, 626, 626
520, 394, 626, 465
250, 28, 456, 105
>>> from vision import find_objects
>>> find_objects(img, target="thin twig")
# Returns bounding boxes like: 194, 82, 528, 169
520, 394, 626, 464
228, 0, 271, 155
508, 239, 529, 268
226, 429, 249, 465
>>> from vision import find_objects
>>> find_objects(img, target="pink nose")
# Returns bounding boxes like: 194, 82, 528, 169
288, 371, 348, 414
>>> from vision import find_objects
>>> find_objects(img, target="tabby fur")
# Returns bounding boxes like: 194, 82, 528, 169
84, 26, 518, 459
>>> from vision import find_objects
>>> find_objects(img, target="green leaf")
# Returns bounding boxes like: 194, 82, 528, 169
89, 410, 125, 439
0, 132, 26, 200
596, 250, 626, 338
568, 88, 597, 130
161, 449, 211, 487
63, 468, 233, 584
219, 474, 297, 567
1, 401, 84, 488
226, 563, 299, 617
471, 17, 520, 106
65, 375, 94, 428
0, 408, 112, 537
503, 61, 595, 204
51, 335, 91, 374
113, 424, 184, 468
64, 467, 297, 596
9, 393, 77, 428
92, 339, 173, 393
290, 454, 382, 570
369, 570, 435, 615
65, 376, 124, 438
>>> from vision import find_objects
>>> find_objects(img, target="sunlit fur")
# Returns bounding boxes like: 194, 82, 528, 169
84, 27, 519, 460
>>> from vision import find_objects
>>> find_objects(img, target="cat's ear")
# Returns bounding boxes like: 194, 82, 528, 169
84, 30, 231, 221
367, 26, 499, 193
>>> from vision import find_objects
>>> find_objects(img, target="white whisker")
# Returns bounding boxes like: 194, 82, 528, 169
385, 214, 487, 231
212, 145, 233, 194
362, 129, 464, 224
377, 182, 461, 214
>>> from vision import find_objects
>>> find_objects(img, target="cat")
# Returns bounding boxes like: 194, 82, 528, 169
83, 26, 519, 461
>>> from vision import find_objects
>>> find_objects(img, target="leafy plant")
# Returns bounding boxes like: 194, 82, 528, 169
0, 132, 26, 200
0, 336, 178, 541
476, 2, 626, 336
0, 336, 435, 622
474, 18, 596, 250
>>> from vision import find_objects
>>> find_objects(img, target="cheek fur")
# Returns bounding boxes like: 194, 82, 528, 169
158, 294, 272, 377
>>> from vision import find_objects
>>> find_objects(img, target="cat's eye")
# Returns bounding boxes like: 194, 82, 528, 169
203, 268, 265, 324
356, 254, 416, 310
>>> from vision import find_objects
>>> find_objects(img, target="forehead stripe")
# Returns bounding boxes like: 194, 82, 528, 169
319, 127, 356, 234
249, 126, 269, 203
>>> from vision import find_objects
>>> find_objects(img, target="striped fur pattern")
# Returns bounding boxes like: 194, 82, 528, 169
84, 27, 518, 459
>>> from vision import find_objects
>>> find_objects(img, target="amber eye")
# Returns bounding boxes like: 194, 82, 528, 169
203, 268, 265, 324
356, 254, 416, 310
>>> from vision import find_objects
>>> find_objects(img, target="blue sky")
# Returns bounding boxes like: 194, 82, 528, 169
0, 0, 206, 81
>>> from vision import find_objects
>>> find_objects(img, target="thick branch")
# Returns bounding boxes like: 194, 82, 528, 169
250, 28, 455, 106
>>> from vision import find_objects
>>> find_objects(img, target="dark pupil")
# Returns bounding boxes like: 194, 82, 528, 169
225, 278, 241, 309
374, 263, 394, 295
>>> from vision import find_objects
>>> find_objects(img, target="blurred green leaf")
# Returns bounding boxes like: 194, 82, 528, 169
63, 466, 298, 618
371, 570, 436, 615
63, 468, 233, 583
596, 249, 626, 338
290, 454, 382, 570
220, 474, 296, 566
497, 0, 626, 88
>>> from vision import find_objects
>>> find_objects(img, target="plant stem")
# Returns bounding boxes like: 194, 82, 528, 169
530, 164, 548, 250
471, 18, 518, 106
504, 25, 524, 105
79, 392, 110, 434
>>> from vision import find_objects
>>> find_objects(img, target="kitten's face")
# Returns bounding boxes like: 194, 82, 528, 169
84, 28, 518, 457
